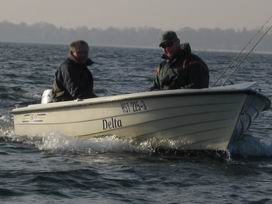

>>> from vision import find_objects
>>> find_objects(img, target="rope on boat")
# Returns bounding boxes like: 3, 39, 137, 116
213, 16, 272, 87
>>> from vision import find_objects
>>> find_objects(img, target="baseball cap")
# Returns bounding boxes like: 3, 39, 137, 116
159, 31, 179, 47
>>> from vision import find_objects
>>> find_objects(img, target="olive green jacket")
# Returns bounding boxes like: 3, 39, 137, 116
151, 44, 209, 90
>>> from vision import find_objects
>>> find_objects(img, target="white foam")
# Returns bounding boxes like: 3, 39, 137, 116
31, 133, 153, 155
0, 113, 15, 138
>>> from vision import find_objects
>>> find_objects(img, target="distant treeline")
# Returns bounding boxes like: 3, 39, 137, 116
0, 21, 271, 52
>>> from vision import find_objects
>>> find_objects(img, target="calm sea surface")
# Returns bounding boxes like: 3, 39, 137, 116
0, 42, 272, 203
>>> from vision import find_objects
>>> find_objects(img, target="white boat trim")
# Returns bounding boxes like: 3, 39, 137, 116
12, 82, 261, 114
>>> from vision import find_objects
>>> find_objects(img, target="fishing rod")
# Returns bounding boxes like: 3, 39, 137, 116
227, 16, 272, 68
221, 24, 272, 85
213, 16, 272, 86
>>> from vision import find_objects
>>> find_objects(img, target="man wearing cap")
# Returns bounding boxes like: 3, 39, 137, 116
150, 31, 209, 90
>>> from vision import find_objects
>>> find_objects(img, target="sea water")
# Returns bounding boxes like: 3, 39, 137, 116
0, 42, 272, 203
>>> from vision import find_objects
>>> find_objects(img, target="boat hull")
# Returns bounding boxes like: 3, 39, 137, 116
13, 84, 266, 151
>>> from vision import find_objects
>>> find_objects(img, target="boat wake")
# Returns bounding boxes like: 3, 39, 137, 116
37, 134, 155, 155
229, 133, 272, 158
0, 112, 14, 138
0, 131, 271, 159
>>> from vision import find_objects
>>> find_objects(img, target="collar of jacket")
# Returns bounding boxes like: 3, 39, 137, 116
68, 54, 94, 66
161, 43, 191, 62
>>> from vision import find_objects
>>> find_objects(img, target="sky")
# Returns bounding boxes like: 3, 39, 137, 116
0, 0, 271, 30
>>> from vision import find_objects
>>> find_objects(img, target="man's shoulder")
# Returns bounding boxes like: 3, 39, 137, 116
187, 53, 201, 60
185, 53, 209, 73
186, 53, 206, 65
59, 58, 75, 69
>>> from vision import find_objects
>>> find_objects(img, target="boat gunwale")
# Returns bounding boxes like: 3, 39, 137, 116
11, 84, 270, 114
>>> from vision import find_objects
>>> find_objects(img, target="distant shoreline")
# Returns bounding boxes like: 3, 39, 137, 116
0, 21, 271, 53
1, 41, 271, 55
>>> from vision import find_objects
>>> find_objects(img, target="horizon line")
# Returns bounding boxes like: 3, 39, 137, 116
0, 20, 261, 32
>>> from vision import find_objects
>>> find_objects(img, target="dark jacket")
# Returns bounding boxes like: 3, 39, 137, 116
151, 44, 209, 90
52, 57, 96, 102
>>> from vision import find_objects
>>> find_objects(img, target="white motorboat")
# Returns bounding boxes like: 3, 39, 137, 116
11, 82, 270, 151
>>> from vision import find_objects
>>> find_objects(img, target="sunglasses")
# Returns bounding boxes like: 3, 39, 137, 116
161, 41, 174, 49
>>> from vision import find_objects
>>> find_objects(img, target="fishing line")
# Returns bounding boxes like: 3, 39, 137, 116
221, 24, 272, 85
213, 15, 272, 86
229, 16, 272, 68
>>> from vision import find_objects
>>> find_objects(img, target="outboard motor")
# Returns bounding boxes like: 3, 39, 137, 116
41, 89, 53, 104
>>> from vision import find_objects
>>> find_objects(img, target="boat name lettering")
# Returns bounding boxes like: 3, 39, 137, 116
23, 113, 45, 123
120, 100, 147, 113
102, 117, 123, 130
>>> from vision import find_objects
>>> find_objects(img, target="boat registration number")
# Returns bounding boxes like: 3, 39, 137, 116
120, 100, 147, 113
